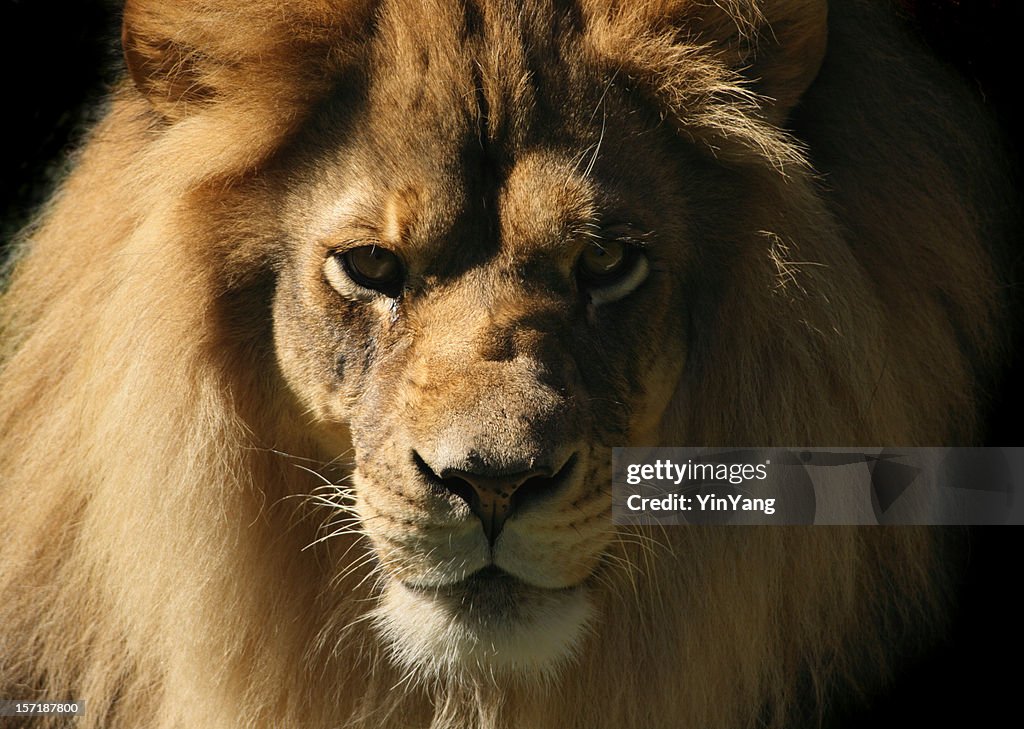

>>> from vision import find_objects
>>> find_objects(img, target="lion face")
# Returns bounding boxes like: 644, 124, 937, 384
269, 8, 694, 676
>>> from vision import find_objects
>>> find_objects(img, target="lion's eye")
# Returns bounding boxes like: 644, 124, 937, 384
575, 241, 649, 305
578, 241, 628, 281
338, 245, 404, 296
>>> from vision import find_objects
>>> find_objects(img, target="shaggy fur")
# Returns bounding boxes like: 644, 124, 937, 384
0, 1, 1013, 728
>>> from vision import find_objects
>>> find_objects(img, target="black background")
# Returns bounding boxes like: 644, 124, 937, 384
1, 1, 1021, 726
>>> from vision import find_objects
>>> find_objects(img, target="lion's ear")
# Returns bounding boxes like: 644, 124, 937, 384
121, 0, 371, 120
122, 1, 223, 118
590, 0, 829, 123
686, 0, 829, 117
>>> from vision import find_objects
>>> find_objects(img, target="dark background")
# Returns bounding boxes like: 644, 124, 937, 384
1, 1, 1021, 726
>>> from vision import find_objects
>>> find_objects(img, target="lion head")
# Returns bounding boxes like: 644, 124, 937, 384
0, 0, 1011, 727
267, 2, 703, 675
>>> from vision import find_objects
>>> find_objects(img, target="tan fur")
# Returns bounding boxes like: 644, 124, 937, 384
0, 1, 1012, 728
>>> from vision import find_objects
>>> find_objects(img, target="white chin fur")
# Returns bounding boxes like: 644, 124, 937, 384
371, 579, 594, 682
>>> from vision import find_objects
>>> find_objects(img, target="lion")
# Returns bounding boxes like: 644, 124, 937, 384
0, 0, 1013, 727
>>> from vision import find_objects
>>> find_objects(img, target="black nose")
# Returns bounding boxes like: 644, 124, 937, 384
414, 453, 576, 544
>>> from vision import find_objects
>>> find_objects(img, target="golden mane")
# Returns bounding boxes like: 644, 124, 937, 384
0, 1, 1012, 728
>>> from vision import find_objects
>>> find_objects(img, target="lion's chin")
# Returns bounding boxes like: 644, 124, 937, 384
371, 567, 595, 681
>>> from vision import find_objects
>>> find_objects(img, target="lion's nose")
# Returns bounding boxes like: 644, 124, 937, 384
441, 467, 548, 544
414, 453, 575, 545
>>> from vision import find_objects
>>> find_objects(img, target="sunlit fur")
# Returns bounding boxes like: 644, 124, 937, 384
0, 1, 1013, 728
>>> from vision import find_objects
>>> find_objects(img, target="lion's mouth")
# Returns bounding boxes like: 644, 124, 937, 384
405, 564, 516, 594
401, 565, 568, 621
363, 450, 604, 673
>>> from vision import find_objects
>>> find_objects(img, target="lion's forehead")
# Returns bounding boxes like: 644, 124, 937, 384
274, 2, 701, 284
366, 0, 594, 145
